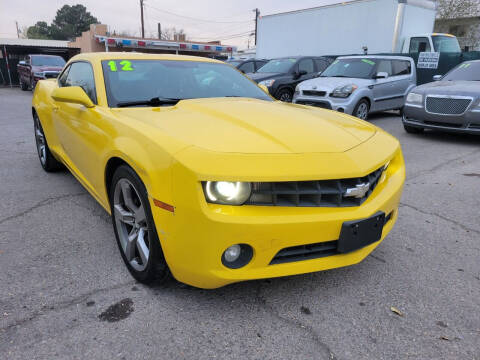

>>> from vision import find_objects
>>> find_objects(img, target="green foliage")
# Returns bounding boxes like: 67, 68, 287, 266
26, 4, 99, 40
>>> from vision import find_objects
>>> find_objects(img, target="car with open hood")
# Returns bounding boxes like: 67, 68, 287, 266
293, 56, 417, 120
32, 52, 405, 289
403, 60, 480, 134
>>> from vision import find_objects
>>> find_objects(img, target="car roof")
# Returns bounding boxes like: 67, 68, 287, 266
337, 55, 413, 61
69, 52, 223, 64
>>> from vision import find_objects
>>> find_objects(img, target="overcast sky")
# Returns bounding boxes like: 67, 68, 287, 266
1, 0, 343, 49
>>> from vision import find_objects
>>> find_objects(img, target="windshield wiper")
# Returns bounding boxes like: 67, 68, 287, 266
117, 97, 183, 108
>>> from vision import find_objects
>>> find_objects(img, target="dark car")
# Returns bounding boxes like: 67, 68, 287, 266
17, 54, 66, 91
248, 56, 333, 102
226, 58, 268, 74
403, 60, 480, 135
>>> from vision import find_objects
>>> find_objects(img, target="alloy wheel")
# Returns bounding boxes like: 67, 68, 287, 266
34, 116, 47, 165
356, 103, 368, 120
279, 91, 292, 102
113, 178, 150, 271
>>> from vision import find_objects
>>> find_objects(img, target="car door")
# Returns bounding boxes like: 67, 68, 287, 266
293, 58, 316, 87
371, 59, 397, 112
390, 59, 414, 109
52, 61, 104, 194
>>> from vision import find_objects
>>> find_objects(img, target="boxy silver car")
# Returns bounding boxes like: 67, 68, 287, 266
403, 60, 480, 134
293, 56, 416, 120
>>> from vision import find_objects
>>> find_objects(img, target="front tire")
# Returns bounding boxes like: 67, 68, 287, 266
20, 78, 28, 91
110, 165, 170, 284
276, 88, 293, 102
353, 99, 370, 120
33, 113, 63, 172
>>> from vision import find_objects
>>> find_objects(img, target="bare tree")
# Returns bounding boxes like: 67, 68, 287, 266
437, 0, 479, 19
160, 27, 185, 41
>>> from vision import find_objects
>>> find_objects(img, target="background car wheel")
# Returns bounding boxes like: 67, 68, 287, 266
20, 79, 28, 91
353, 99, 370, 120
110, 165, 170, 284
277, 88, 293, 102
33, 113, 63, 172
403, 124, 424, 134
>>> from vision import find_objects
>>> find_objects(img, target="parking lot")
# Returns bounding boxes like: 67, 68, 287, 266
0, 87, 479, 359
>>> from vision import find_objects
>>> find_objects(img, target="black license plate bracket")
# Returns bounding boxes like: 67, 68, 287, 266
337, 211, 385, 253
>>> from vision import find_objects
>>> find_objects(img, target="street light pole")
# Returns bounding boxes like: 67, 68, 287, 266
140, 0, 145, 39
254, 8, 260, 46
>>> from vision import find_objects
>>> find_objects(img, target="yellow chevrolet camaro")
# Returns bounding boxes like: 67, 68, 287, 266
32, 52, 405, 289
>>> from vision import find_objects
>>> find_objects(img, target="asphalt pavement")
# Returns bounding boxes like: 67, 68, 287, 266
1, 88, 479, 360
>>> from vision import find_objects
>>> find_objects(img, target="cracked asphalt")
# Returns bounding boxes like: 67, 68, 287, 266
1, 88, 479, 360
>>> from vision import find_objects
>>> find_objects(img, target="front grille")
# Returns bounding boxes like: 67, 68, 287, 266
44, 72, 60, 79
302, 90, 327, 97
295, 100, 332, 109
424, 121, 463, 128
426, 96, 471, 115
270, 240, 338, 264
245, 166, 385, 207
270, 211, 393, 265
468, 124, 480, 130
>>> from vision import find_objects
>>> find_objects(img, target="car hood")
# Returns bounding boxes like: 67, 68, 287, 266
413, 80, 480, 97
32, 65, 63, 72
299, 77, 373, 92
247, 72, 284, 83
115, 98, 377, 154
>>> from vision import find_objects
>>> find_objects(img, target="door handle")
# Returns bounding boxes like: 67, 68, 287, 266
53, 105, 59, 112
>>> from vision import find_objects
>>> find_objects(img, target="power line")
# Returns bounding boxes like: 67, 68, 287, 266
145, 3, 252, 24
189, 30, 254, 42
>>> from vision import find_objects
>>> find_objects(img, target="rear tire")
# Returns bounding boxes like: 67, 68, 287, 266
33, 113, 63, 172
403, 124, 424, 134
276, 88, 293, 102
110, 165, 170, 284
353, 99, 370, 120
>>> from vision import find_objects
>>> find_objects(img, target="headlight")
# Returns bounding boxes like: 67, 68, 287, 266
34, 72, 45, 78
331, 84, 358, 98
204, 181, 251, 205
259, 79, 275, 87
294, 85, 300, 97
406, 92, 422, 104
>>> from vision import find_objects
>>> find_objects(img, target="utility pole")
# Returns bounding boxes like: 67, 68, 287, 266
140, 0, 145, 39
15, 21, 20, 38
253, 8, 260, 46
158, 23, 161, 40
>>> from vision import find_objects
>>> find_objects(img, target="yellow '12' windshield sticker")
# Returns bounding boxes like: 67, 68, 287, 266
107, 60, 134, 71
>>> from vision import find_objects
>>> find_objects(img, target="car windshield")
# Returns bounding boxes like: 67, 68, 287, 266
442, 62, 480, 81
31, 56, 66, 67
101, 60, 272, 107
256, 58, 296, 73
432, 35, 461, 53
320, 58, 376, 79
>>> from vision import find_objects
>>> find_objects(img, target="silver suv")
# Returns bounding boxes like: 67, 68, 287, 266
293, 55, 417, 120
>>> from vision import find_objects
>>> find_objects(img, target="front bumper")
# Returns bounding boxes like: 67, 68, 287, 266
150, 136, 405, 289
293, 93, 357, 114
403, 104, 480, 134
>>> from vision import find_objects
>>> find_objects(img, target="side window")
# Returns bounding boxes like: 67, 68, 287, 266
298, 59, 314, 74
392, 60, 411, 76
314, 59, 329, 73
63, 62, 97, 103
255, 61, 267, 71
409, 37, 431, 53
58, 65, 70, 87
377, 60, 393, 76
238, 61, 255, 74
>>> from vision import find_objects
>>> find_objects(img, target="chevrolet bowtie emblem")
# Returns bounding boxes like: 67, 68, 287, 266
344, 183, 370, 199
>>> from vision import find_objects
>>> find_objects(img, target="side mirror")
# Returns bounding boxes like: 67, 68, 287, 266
51, 86, 94, 108
19, 60, 26, 66
259, 84, 269, 94
433, 75, 442, 81
375, 72, 389, 79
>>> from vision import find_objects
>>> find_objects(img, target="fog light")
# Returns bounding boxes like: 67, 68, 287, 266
224, 245, 241, 263
221, 244, 253, 269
